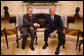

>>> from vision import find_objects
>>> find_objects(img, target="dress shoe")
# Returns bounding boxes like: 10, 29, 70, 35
30, 45, 35, 50
55, 48, 60, 55
22, 46, 25, 49
42, 43, 48, 49
63, 45, 65, 49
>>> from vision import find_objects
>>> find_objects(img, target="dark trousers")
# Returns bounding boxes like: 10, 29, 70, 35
20, 27, 36, 48
44, 27, 65, 48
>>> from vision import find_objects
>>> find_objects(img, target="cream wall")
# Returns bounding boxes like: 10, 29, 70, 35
1, 1, 24, 17
1, 1, 83, 17
59, 1, 83, 16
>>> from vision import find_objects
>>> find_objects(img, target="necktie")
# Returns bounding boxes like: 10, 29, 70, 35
51, 16, 54, 25
30, 16, 32, 22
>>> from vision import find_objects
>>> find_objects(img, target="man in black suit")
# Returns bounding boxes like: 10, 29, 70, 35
42, 8, 65, 55
20, 7, 39, 50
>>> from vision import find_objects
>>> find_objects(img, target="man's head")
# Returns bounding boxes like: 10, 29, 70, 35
27, 7, 33, 15
49, 8, 55, 16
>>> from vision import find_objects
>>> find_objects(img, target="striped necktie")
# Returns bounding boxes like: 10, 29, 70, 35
30, 16, 32, 22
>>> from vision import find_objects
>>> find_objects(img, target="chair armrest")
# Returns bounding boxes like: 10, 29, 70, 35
15, 24, 19, 34
15, 24, 19, 28
64, 26, 67, 30
63, 26, 68, 35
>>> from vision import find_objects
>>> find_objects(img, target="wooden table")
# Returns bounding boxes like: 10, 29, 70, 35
67, 16, 83, 23
1, 26, 9, 49
1, 16, 16, 49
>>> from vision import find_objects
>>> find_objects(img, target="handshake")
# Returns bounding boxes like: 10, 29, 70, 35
34, 23, 40, 28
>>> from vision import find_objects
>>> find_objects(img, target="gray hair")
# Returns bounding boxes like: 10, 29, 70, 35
49, 8, 55, 12
27, 7, 33, 11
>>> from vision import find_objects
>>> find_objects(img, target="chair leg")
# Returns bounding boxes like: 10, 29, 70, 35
16, 26, 19, 48
36, 37, 38, 45
5, 29, 9, 49
16, 39, 19, 48
16, 32, 19, 48
79, 40, 83, 52
76, 31, 79, 50
79, 43, 81, 52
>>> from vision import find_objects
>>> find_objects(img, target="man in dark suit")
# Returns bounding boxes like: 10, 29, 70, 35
20, 7, 39, 50
42, 8, 65, 55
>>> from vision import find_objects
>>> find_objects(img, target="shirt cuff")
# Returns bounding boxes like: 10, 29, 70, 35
33, 23, 35, 26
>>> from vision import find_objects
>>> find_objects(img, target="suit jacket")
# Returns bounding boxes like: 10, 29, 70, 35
22, 14, 37, 28
45, 14, 63, 30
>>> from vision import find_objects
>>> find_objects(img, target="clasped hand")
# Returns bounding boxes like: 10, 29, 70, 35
30, 23, 40, 30
34, 23, 40, 28
53, 30, 57, 35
